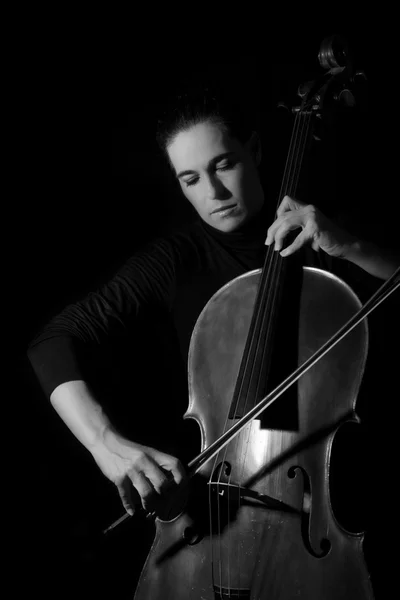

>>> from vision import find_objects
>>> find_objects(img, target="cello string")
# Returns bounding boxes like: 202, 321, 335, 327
244, 110, 314, 595
216, 109, 308, 593
229, 111, 312, 594
264, 111, 312, 465
207, 431, 223, 588
230, 110, 309, 478
252, 111, 312, 406
257, 111, 313, 411
209, 106, 312, 596
236, 109, 307, 503
236, 110, 310, 474
234, 111, 305, 488
243, 112, 310, 482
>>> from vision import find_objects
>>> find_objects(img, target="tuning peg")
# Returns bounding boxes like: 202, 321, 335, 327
335, 88, 356, 108
277, 101, 290, 112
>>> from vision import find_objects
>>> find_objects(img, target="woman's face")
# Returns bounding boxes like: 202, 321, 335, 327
167, 121, 264, 232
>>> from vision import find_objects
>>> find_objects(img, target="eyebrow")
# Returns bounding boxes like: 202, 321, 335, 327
176, 152, 236, 179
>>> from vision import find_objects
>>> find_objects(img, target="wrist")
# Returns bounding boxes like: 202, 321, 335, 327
342, 237, 364, 262
98, 426, 136, 457
339, 237, 399, 280
90, 426, 123, 467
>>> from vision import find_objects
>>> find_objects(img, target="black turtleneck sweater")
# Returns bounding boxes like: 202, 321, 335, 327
27, 207, 377, 402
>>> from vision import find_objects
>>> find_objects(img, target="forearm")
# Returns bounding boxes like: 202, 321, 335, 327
343, 239, 400, 280
49, 379, 185, 515
50, 380, 113, 452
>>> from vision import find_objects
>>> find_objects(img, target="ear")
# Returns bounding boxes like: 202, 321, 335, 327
246, 131, 262, 166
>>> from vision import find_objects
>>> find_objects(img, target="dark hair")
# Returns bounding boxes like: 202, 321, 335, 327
155, 63, 260, 165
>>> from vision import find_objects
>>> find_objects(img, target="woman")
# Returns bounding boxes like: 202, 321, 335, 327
28, 75, 398, 517
27, 72, 398, 599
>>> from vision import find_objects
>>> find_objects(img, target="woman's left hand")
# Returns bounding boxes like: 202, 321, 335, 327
265, 196, 355, 258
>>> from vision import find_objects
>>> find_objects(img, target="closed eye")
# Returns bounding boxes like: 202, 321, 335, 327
184, 177, 199, 188
217, 161, 236, 172
183, 161, 237, 188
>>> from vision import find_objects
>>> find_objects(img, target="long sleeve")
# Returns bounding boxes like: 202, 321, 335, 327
27, 234, 191, 398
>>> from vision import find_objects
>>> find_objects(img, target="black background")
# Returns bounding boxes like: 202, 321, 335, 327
15, 23, 398, 600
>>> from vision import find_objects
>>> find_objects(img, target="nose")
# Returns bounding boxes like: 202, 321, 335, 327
205, 174, 231, 201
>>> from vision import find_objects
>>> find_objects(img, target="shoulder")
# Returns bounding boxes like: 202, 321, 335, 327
131, 220, 206, 265
112, 220, 207, 287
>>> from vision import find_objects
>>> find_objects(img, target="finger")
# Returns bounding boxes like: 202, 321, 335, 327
280, 229, 309, 257
149, 450, 187, 486
164, 458, 186, 486
130, 471, 158, 512
273, 219, 303, 252
276, 195, 304, 218
265, 216, 286, 246
265, 226, 275, 246
311, 237, 320, 252
140, 458, 175, 494
266, 208, 307, 247
276, 195, 292, 218
117, 478, 137, 516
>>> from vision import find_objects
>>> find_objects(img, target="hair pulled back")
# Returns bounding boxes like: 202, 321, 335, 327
156, 62, 260, 161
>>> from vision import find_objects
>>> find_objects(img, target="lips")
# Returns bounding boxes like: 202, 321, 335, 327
211, 204, 236, 214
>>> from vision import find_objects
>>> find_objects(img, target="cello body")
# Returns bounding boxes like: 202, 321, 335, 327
134, 266, 374, 599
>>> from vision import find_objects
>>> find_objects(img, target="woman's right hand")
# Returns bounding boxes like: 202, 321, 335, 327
91, 429, 186, 516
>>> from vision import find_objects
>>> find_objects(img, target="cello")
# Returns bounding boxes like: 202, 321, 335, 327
111, 35, 396, 599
